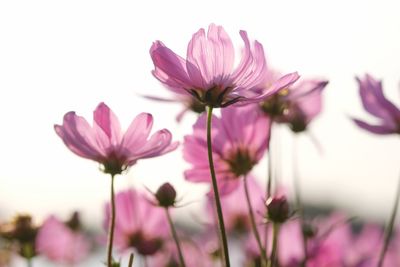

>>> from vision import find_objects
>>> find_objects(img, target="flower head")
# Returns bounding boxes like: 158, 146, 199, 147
150, 24, 299, 108
260, 76, 328, 133
55, 102, 178, 175
103, 188, 168, 255
155, 182, 177, 208
183, 106, 270, 195
352, 74, 400, 134
36, 213, 90, 264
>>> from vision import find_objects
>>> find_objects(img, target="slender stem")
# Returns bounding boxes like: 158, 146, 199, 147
268, 224, 279, 267
244, 175, 268, 266
206, 106, 230, 267
165, 208, 186, 267
128, 253, 134, 267
266, 123, 273, 198
107, 174, 116, 267
377, 176, 400, 267
292, 137, 308, 266
26, 258, 32, 267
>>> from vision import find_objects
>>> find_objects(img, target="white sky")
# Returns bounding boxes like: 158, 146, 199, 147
0, 0, 399, 228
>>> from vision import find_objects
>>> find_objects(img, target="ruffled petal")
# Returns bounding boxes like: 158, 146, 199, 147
93, 102, 122, 148
352, 118, 397, 134
187, 24, 234, 88
54, 112, 104, 161
150, 41, 193, 92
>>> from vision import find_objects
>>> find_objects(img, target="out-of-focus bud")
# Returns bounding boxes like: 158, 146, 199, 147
265, 196, 290, 224
0, 214, 38, 259
155, 183, 177, 208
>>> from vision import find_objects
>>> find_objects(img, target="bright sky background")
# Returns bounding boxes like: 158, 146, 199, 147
0, 0, 399, 235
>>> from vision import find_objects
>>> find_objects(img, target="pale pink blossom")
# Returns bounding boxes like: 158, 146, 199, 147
150, 24, 299, 108
260, 75, 328, 132
183, 106, 270, 195
103, 188, 167, 255
36, 215, 90, 264
55, 102, 178, 175
352, 74, 400, 134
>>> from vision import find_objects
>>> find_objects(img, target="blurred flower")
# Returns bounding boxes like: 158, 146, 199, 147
150, 23, 299, 108
244, 213, 354, 267
36, 212, 90, 264
183, 106, 270, 195
260, 75, 328, 133
149, 239, 214, 267
206, 175, 265, 234
103, 188, 167, 256
54, 102, 178, 175
0, 215, 38, 259
352, 74, 400, 135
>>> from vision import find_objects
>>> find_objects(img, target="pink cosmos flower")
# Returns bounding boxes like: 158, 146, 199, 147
352, 74, 400, 134
260, 75, 328, 133
103, 188, 168, 255
183, 106, 270, 195
206, 175, 265, 234
54, 102, 178, 175
36, 214, 90, 265
150, 23, 299, 108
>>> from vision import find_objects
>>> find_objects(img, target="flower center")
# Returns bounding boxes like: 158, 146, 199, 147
101, 152, 127, 176
188, 85, 239, 108
226, 149, 255, 177
260, 90, 289, 118
128, 231, 163, 255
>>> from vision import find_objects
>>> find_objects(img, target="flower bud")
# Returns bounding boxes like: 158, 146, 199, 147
265, 196, 289, 223
155, 183, 177, 207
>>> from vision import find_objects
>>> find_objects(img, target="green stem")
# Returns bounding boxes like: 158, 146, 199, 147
268, 224, 279, 267
127, 253, 134, 267
165, 208, 186, 267
206, 106, 230, 267
26, 258, 32, 267
292, 137, 308, 266
377, 176, 400, 267
266, 123, 273, 198
107, 174, 116, 267
244, 175, 267, 266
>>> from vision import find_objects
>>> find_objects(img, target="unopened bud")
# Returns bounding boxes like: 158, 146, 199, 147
266, 196, 289, 223
155, 183, 177, 207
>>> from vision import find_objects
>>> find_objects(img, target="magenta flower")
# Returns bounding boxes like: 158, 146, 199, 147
352, 74, 400, 134
260, 76, 328, 132
150, 23, 299, 108
36, 214, 90, 265
54, 102, 178, 175
183, 106, 270, 194
103, 188, 168, 255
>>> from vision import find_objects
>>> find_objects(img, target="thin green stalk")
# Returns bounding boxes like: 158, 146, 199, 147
292, 137, 308, 266
266, 123, 273, 198
268, 224, 279, 267
244, 175, 267, 266
107, 174, 116, 267
165, 208, 186, 267
26, 258, 32, 267
206, 106, 230, 267
127, 253, 134, 267
377, 175, 400, 267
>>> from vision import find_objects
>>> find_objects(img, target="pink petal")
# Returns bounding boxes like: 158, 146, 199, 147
352, 118, 397, 134
55, 112, 104, 161
122, 113, 154, 151
150, 41, 193, 91
93, 102, 122, 147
